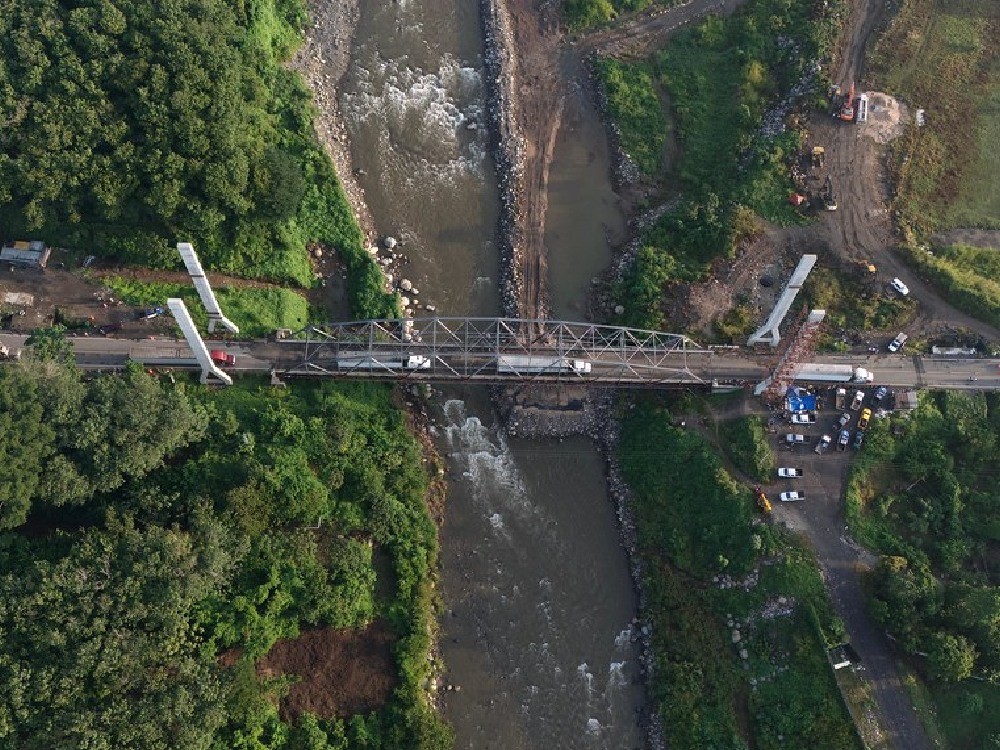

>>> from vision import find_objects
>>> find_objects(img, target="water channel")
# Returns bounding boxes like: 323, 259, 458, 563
339, 2, 640, 746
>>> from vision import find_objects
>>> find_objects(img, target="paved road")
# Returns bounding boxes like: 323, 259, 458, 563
3, 332, 998, 391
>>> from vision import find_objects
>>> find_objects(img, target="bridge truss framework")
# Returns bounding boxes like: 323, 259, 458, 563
280, 318, 713, 387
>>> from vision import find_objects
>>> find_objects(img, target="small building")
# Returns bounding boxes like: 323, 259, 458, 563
1, 240, 50, 268
893, 390, 919, 413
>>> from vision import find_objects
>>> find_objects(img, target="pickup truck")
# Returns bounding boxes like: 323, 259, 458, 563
887, 333, 907, 353
851, 390, 865, 410
780, 491, 805, 502
778, 467, 802, 478
785, 433, 807, 445
790, 413, 816, 424
815, 434, 832, 454
210, 350, 236, 367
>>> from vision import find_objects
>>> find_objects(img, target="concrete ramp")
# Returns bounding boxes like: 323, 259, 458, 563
747, 255, 817, 347
167, 298, 232, 385
177, 242, 239, 334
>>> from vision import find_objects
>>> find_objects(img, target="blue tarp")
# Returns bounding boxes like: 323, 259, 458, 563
786, 394, 817, 413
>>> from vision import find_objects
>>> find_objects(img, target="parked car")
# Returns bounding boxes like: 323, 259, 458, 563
138, 306, 165, 320
785, 433, 807, 444
890, 277, 910, 296
858, 408, 872, 431
815, 434, 833, 454
888, 333, 908, 353
790, 413, 816, 424
780, 491, 805, 502
834, 412, 852, 430
873, 385, 888, 405
851, 391, 865, 410
853, 431, 865, 450
778, 467, 803, 478
839, 429, 851, 449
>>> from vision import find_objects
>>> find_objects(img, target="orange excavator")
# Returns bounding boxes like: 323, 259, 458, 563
838, 82, 856, 122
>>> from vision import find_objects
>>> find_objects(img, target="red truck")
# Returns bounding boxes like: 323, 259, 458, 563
210, 350, 236, 367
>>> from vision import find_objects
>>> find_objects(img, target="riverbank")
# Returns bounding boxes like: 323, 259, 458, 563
292, 0, 375, 243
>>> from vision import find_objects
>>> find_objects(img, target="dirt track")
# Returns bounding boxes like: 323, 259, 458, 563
804, 0, 1000, 342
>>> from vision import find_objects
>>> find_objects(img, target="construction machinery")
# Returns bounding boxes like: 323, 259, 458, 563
838, 82, 856, 122
823, 175, 837, 211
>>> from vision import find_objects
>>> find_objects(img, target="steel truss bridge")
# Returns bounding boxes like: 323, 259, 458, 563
275, 318, 740, 387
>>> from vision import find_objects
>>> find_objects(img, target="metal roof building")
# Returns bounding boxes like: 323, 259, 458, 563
1, 240, 50, 268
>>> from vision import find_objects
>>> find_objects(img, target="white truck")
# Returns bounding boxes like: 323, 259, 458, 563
793, 364, 873, 384
336, 354, 431, 370
497, 355, 591, 374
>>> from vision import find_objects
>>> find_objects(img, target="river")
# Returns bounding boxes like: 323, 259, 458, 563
338, 1, 640, 746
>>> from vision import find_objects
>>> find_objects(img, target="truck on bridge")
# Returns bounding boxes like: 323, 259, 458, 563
497, 355, 592, 374
335, 354, 431, 370
794, 364, 873, 384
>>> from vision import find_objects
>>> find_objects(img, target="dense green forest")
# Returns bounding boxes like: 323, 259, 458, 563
0, 337, 448, 749
618, 397, 861, 750
0, 0, 395, 317
847, 392, 1000, 746
596, 0, 847, 330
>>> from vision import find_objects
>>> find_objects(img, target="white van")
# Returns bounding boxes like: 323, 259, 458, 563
855, 93, 868, 123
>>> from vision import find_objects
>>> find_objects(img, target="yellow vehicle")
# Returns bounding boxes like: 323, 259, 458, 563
858, 408, 872, 431
754, 486, 772, 513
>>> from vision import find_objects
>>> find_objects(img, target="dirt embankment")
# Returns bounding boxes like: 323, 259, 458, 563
479, 0, 565, 324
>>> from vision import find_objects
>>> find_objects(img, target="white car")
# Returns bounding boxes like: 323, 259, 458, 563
790, 413, 816, 424
780, 491, 805, 502
778, 467, 802, 478
887, 333, 907, 353
890, 277, 909, 296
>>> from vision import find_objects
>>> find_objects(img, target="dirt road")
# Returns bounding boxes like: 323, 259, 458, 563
769, 416, 933, 750
808, 0, 1000, 342
578, 0, 748, 58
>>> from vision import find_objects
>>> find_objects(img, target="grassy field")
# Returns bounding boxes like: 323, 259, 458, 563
619, 396, 862, 750
871, 0, 1000, 235
902, 243, 1000, 330
801, 261, 915, 346
103, 278, 310, 338
594, 58, 668, 176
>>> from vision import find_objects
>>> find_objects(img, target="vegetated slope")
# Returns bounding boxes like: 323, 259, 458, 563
0, 0, 395, 316
0, 343, 449, 749
619, 396, 862, 750
847, 391, 1000, 748
597, 0, 847, 330
870, 0, 1000, 236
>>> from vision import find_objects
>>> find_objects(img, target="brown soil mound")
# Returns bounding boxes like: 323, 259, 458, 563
257, 622, 397, 721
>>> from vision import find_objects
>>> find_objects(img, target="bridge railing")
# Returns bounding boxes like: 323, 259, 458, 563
280, 317, 713, 385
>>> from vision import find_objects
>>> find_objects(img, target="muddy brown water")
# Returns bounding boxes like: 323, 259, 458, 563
339, 1, 641, 746
545, 53, 626, 320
